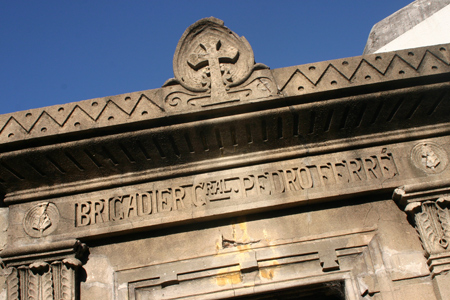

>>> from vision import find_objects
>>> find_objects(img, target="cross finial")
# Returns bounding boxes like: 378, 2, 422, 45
187, 38, 239, 101
172, 17, 255, 104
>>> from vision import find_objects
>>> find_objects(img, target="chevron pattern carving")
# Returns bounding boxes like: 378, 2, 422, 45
0, 44, 449, 145
0, 92, 165, 144
274, 45, 450, 97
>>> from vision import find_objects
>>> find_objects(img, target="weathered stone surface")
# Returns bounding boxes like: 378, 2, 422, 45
1, 14, 450, 300
364, 0, 450, 54
100, 199, 427, 299
0, 208, 8, 251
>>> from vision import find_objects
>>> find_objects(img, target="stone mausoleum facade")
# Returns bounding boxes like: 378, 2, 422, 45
1, 15, 450, 300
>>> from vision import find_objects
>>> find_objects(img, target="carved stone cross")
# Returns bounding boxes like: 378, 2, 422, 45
187, 38, 238, 102
171, 17, 256, 107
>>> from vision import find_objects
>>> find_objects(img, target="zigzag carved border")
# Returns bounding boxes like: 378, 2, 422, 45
0, 43, 449, 145
0, 92, 165, 144
274, 45, 450, 97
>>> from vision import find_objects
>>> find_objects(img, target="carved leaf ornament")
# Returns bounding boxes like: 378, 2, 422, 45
6, 268, 19, 300
406, 197, 450, 254
437, 198, 450, 246
5, 258, 83, 300
59, 263, 73, 300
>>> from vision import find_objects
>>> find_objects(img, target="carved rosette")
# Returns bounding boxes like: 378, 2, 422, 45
3, 241, 86, 300
405, 198, 450, 255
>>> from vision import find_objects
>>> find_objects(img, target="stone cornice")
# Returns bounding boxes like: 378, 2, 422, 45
0, 22, 449, 204
0, 43, 448, 149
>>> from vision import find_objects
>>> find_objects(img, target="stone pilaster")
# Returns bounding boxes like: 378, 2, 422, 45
1, 240, 86, 300
394, 181, 450, 299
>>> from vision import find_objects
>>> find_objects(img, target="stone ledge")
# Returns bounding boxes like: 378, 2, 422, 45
0, 43, 448, 148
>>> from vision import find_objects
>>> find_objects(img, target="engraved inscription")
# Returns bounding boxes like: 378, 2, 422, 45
75, 152, 398, 227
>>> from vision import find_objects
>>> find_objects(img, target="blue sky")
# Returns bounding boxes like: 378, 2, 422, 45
0, 1, 413, 115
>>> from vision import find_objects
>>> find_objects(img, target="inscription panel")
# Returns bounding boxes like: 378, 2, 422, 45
74, 152, 397, 228
8, 137, 450, 244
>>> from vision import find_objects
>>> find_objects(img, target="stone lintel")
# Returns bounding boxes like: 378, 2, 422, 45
4, 135, 450, 244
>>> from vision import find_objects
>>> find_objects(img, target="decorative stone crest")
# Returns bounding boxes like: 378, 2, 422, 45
23, 202, 59, 238
164, 17, 273, 108
411, 142, 448, 173
174, 17, 254, 94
